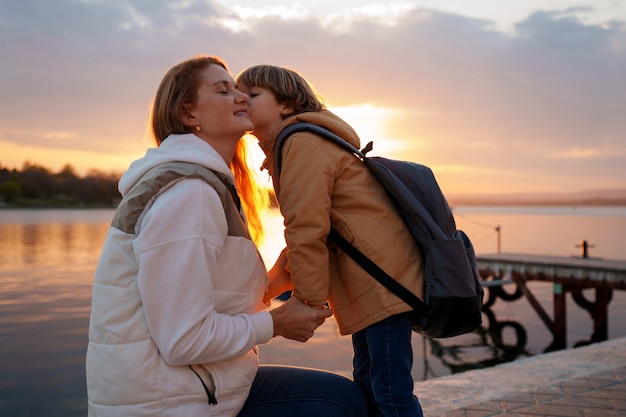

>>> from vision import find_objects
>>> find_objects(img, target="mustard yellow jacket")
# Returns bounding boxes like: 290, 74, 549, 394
260, 110, 424, 335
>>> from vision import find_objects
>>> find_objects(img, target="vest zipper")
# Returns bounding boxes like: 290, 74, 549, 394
189, 365, 217, 405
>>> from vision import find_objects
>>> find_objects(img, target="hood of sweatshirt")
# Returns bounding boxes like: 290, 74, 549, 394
118, 133, 235, 197
258, 109, 363, 174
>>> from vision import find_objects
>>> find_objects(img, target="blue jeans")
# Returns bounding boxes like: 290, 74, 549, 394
238, 365, 367, 417
352, 313, 424, 417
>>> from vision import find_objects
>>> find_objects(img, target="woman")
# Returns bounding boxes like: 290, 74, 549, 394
236, 65, 425, 417
85, 56, 366, 417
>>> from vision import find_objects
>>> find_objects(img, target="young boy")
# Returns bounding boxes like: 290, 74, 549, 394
237, 65, 425, 417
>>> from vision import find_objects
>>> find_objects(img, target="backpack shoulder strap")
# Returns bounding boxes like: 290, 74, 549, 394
112, 162, 249, 238
328, 229, 426, 315
274, 122, 365, 176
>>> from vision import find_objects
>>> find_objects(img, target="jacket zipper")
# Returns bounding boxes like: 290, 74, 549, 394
189, 365, 217, 405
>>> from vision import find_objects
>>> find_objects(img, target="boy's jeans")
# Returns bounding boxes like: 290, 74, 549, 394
352, 312, 424, 417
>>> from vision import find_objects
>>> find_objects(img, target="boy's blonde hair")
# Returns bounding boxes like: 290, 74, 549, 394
236, 65, 325, 116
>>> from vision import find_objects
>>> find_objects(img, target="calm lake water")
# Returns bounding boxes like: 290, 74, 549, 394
1, 206, 625, 416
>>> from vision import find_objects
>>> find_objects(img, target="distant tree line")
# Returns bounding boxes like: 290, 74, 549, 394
0, 162, 121, 208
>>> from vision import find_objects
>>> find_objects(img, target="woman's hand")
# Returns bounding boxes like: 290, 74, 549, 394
269, 296, 332, 342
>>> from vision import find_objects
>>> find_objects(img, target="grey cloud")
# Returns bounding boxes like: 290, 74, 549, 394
514, 9, 612, 54
0, 0, 136, 41
0, 0, 222, 41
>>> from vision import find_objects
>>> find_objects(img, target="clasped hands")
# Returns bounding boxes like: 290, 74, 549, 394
270, 296, 331, 342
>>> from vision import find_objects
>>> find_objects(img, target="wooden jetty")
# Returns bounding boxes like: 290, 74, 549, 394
476, 253, 626, 351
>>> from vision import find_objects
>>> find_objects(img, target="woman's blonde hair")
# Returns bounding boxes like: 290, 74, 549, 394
231, 138, 268, 244
148, 55, 267, 243
236, 65, 325, 116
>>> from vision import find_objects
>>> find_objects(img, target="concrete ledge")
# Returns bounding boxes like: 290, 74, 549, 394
413, 336, 626, 415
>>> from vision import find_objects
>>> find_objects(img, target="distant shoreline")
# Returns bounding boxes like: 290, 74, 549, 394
2, 198, 626, 210
447, 197, 626, 207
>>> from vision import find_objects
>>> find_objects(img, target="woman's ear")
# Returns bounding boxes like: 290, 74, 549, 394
181, 104, 197, 128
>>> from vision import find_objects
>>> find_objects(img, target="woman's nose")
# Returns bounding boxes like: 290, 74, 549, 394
235, 90, 249, 102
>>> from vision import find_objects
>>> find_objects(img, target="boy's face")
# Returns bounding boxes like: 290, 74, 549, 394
239, 86, 292, 143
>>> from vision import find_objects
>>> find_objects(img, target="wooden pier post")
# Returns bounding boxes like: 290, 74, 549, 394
552, 283, 566, 351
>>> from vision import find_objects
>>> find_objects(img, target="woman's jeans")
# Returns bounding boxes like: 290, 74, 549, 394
238, 365, 367, 417
352, 312, 424, 417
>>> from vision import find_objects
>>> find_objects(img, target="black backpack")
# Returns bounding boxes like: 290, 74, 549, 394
274, 122, 484, 338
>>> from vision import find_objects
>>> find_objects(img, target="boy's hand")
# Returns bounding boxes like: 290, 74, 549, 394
269, 296, 332, 342
264, 247, 293, 302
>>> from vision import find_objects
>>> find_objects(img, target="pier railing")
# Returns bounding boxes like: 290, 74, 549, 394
477, 253, 626, 351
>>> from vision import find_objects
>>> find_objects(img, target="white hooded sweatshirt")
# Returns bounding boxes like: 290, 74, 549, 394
86, 134, 274, 416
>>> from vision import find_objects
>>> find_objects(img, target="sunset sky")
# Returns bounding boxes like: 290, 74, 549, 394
0, 0, 624, 196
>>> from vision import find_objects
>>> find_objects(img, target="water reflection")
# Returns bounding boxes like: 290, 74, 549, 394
0, 218, 103, 417
424, 308, 529, 379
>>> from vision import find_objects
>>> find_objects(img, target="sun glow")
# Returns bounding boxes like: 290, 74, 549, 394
330, 104, 402, 155
241, 104, 493, 196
